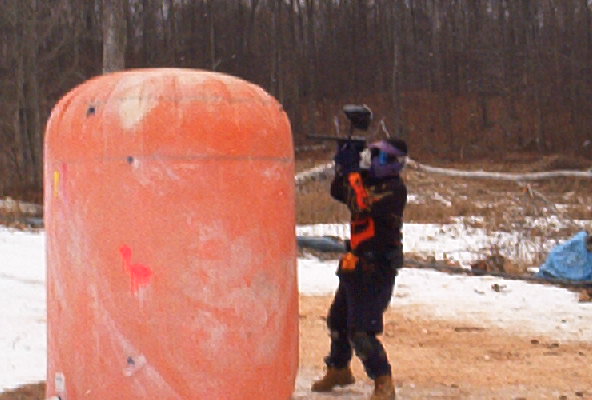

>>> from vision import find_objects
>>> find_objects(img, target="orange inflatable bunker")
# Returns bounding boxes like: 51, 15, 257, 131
44, 69, 298, 400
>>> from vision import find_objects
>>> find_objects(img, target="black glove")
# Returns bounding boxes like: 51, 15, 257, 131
334, 142, 361, 176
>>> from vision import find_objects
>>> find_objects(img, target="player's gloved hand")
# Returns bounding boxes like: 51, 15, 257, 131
334, 142, 361, 176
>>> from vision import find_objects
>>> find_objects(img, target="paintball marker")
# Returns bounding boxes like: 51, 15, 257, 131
307, 104, 373, 152
308, 104, 373, 175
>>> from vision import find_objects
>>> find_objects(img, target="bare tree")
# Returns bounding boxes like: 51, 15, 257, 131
103, 0, 127, 73
4, 0, 592, 198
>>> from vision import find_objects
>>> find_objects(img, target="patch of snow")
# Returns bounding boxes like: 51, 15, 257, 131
392, 268, 592, 342
296, 226, 592, 342
406, 193, 422, 204
295, 163, 334, 186
0, 198, 42, 215
299, 222, 549, 267
431, 192, 452, 207
0, 228, 46, 392
2, 223, 592, 392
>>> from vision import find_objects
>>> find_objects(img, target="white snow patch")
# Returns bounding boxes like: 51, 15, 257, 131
2, 223, 592, 392
0, 228, 46, 392
393, 268, 592, 342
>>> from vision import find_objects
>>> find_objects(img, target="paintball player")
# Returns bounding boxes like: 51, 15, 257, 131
311, 138, 408, 400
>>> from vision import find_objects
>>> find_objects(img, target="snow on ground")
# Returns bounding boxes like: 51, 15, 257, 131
2, 224, 592, 392
0, 228, 46, 392
0, 199, 42, 215
299, 257, 592, 342
394, 268, 592, 342
298, 223, 592, 341
298, 222, 543, 267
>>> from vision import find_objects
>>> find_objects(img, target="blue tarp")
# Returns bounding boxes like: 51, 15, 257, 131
538, 231, 592, 281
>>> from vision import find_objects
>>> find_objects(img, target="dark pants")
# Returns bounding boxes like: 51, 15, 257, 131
324, 249, 401, 379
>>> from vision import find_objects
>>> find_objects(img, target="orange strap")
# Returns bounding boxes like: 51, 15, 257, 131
350, 216, 376, 250
348, 172, 370, 211
348, 173, 375, 249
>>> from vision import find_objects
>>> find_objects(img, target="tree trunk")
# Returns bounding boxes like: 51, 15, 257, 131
103, 0, 127, 73
206, 0, 216, 70
271, 0, 284, 102
142, 0, 156, 66
19, 0, 42, 187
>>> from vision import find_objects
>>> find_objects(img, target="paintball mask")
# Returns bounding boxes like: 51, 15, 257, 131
368, 140, 407, 178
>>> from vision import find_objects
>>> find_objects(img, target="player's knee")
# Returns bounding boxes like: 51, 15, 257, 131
350, 331, 379, 361
329, 330, 346, 340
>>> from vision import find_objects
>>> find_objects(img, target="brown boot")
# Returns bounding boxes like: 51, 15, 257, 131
370, 375, 396, 400
311, 367, 355, 392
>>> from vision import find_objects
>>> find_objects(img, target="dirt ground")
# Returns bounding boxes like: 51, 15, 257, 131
3, 294, 591, 400
296, 295, 592, 400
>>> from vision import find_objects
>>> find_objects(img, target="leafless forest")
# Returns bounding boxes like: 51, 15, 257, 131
2, 0, 592, 200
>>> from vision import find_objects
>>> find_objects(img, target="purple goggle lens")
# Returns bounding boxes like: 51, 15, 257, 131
367, 141, 407, 177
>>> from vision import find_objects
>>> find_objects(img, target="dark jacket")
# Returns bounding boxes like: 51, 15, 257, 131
331, 171, 407, 255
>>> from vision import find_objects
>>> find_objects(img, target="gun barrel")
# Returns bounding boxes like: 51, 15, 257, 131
307, 134, 367, 142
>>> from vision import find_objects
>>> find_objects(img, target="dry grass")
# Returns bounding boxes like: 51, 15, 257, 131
0, 198, 43, 229
0, 384, 45, 400
296, 180, 349, 224
296, 151, 592, 273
